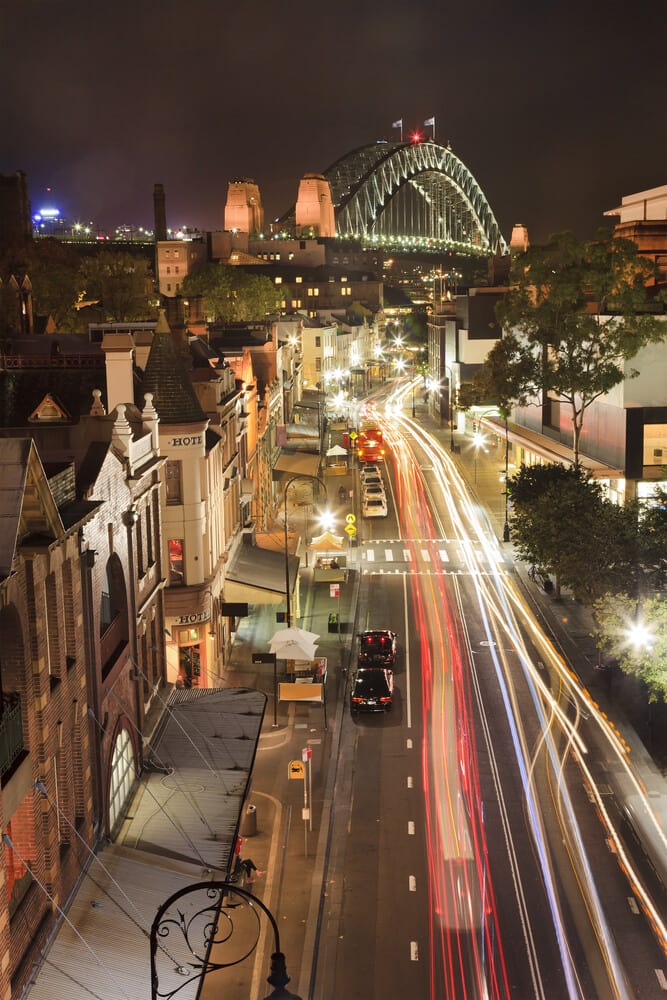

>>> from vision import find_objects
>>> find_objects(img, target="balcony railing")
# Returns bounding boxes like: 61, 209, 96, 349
0, 695, 24, 778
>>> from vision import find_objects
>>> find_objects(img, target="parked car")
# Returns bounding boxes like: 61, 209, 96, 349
362, 496, 388, 518
361, 474, 383, 491
360, 464, 381, 479
358, 629, 397, 667
350, 667, 394, 713
363, 483, 386, 500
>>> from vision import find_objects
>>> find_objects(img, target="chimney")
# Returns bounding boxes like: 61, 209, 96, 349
154, 183, 167, 242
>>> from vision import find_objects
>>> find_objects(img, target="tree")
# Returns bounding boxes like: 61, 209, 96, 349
594, 593, 667, 702
507, 463, 637, 601
0, 239, 85, 331
496, 230, 667, 466
181, 264, 281, 323
79, 251, 156, 322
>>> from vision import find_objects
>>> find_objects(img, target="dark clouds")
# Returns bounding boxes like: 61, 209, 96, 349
3, 0, 665, 244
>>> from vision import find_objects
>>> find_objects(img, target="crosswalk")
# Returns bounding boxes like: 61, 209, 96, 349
359, 538, 503, 574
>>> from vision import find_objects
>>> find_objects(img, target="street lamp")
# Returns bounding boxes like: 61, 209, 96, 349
150, 881, 302, 999
472, 431, 485, 485
283, 475, 327, 628
443, 364, 455, 451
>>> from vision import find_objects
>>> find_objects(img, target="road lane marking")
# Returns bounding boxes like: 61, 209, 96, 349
627, 897, 639, 914
655, 969, 667, 989
384, 548, 394, 561
406, 738, 413, 749
439, 549, 449, 562
403, 549, 412, 561
366, 549, 375, 562
408, 821, 415, 835
407, 776, 413, 788
410, 941, 419, 961
409, 875, 416, 892
403, 574, 412, 729
421, 549, 431, 562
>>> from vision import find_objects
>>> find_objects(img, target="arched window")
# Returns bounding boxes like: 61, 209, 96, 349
108, 728, 135, 836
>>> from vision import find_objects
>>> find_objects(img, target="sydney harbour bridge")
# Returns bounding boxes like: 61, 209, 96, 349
279, 140, 508, 258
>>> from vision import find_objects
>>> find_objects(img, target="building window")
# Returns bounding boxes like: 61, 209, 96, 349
307, 287, 319, 297
315, 336, 321, 347
146, 501, 154, 566
168, 539, 184, 584
166, 266, 171, 274
275, 276, 283, 285
341, 276, 348, 282
109, 728, 135, 835
315, 358, 322, 371
167, 283, 171, 292
341, 287, 351, 297
295, 276, 303, 284
291, 299, 302, 309
288, 252, 295, 261
136, 511, 144, 576
175, 266, 180, 274
165, 460, 182, 504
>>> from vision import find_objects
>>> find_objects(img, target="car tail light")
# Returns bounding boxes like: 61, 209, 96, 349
351, 697, 364, 704
379, 696, 391, 703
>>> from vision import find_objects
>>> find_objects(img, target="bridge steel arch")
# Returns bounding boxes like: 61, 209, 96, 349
323, 141, 508, 256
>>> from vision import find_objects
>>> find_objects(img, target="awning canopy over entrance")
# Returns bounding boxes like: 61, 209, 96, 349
225, 543, 298, 604
272, 450, 321, 482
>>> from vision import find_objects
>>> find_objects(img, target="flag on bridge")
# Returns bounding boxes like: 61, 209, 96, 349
423, 116, 435, 127
392, 119, 403, 129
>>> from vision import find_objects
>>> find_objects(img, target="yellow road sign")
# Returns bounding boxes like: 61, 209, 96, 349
345, 513, 356, 524
344, 524, 357, 537
289, 760, 305, 780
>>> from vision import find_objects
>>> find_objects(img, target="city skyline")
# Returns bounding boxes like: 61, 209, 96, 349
3, 0, 666, 245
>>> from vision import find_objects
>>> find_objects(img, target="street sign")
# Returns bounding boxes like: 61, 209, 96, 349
289, 760, 305, 780
252, 652, 277, 664
349, 431, 358, 441
345, 513, 356, 524
344, 524, 357, 537
330, 583, 340, 598
302, 746, 313, 762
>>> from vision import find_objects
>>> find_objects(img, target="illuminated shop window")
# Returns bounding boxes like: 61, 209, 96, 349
168, 539, 184, 584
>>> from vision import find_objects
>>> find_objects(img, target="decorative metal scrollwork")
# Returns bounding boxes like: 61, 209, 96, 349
150, 879, 299, 999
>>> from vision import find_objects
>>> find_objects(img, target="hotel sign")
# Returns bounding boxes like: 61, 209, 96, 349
175, 611, 210, 625
168, 435, 203, 447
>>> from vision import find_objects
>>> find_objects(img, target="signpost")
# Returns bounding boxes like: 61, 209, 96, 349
302, 746, 313, 838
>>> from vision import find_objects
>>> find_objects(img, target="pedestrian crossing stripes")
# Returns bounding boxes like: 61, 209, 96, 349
359, 539, 500, 569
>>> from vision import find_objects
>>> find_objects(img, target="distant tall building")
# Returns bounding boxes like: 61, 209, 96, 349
0, 171, 32, 252
295, 174, 336, 238
224, 178, 264, 234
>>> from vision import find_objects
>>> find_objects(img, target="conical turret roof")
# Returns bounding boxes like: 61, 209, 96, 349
140, 310, 206, 424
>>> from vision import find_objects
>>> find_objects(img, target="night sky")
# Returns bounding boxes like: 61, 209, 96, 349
3, 0, 665, 245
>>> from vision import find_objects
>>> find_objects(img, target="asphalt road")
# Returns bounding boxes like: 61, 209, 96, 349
311, 398, 667, 999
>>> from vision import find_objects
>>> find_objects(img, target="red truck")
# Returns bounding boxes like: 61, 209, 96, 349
357, 424, 385, 464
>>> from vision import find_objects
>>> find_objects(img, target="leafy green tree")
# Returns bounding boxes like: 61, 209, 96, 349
0, 238, 85, 330
181, 263, 281, 323
496, 230, 667, 466
508, 463, 638, 600
594, 593, 667, 702
79, 251, 156, 322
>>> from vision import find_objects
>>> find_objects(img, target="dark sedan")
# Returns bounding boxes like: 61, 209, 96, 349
349, 668, 394, 713
358, 629, 397, 667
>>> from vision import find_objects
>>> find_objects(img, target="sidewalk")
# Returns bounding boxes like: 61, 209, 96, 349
220, 459, 359, 998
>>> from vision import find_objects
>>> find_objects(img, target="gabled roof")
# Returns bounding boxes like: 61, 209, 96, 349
0, 438, 64, 581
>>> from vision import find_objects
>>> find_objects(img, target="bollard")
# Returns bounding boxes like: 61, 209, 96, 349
240, 803, 257, 837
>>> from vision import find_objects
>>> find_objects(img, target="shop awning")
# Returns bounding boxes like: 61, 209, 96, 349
225, 543, 299, 604
272, 450, 321, 482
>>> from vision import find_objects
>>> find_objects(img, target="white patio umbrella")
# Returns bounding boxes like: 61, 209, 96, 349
326, 444, 348, 456
269, 626, 320, 661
